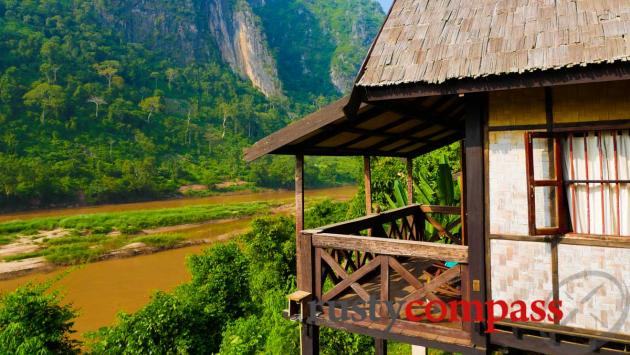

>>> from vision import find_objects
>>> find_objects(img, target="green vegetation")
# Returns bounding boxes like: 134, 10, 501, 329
0, 201, 275, 238
0, 200, 278, 265
0, 0, 379, 211
0, 281, 79, 354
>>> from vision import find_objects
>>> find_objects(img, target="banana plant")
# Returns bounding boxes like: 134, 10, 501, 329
385, 156, 462, 243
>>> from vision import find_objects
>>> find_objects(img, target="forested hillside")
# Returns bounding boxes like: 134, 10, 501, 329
0, 0, 384, 210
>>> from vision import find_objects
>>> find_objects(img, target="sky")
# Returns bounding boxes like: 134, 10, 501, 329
377, 0, 393, 11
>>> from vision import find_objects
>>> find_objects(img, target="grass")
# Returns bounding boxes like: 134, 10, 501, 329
0, 199, 279, 266
130, 234, 184, 248
3, 232, 187, 265
0, 201, 276, 238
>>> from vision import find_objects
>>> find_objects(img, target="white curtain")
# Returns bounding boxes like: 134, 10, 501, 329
562, 130, 630, 236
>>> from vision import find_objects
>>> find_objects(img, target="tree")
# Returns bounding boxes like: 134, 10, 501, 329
0, 282, 79, 354
23, 83, 65, 124
165, 68, 178, 90
139, 96, 162, 122
93, 60, 120, 89
218, 101, 237, 139
87, 96, 107, 119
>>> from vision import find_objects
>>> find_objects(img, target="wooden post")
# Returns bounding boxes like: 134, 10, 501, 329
296, 155, 305, 239
406, 157, 414, 204
295, 155, 319, 355
375, 339, 387, 355
364, 156, 372, 214
365, 156, 385, 353
464, 95, 489, 351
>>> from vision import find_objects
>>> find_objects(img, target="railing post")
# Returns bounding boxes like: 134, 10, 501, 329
414, 208, 426, 242
406, 157, 414, 203
364, 156, 372, 215
299, 232, 319, 355
460, 263, 471, 333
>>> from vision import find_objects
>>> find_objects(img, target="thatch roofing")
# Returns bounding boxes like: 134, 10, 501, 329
358, 0, 630, 87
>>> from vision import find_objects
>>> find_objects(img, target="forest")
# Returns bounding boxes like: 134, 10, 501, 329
0, 0, 383, 210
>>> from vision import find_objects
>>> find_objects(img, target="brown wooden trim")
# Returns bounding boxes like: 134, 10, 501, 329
420, 205, 461, 215
552, 120, 630, 132
491, 330, 629, 355
524, 132, 537, 235
489, 233, 630, 248
496, 320, 630, 345
550, 238, 560, 324
489, 234, 553, 242
464, 95, 489, 348
565, 179, 630, 184
524, 131, 566, 235
362, 61, 630, 101
320, 250, 375, 302
488, 124, 547, 132
313, 204, 420, 234
310, 315, 478, 354
405, 132, 464, 158
312, 233, 469, 263
490, 120, 630, 133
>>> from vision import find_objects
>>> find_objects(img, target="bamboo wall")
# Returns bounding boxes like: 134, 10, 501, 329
488, 81, 630, 338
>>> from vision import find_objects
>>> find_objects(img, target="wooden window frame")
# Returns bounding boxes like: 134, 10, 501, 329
524, 132, 567, 236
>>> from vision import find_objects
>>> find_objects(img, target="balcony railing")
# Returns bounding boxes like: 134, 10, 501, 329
298, 204, 472, 348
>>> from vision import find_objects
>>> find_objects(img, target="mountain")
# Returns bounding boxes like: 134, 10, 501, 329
0, 0, 383, 210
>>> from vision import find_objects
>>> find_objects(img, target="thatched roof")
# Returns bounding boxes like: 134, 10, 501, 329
358, 0, 630, 87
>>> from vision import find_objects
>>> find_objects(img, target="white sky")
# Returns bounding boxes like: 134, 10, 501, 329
377, 0, 393, 11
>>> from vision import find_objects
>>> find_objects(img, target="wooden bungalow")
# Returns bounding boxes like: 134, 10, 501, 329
245, 1, 630, 354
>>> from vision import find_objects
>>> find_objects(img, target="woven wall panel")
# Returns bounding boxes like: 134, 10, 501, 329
558, 244, 630, 335
489, 131, 530, 235
490, 239, 553, 322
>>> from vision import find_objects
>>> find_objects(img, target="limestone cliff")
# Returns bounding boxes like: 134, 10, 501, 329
93, 0, 382, 99
207, 0, 282, 97
96, 0, 282, 97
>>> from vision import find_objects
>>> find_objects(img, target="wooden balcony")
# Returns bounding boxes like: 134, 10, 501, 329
298, 204, 475, 352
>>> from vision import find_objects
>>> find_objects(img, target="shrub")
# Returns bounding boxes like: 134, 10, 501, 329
0, 282, 78, 354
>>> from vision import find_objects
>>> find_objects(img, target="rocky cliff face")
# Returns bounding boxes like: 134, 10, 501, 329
207, 0, 282, 97
94, 0, 382, 99
96, 0, 282, 97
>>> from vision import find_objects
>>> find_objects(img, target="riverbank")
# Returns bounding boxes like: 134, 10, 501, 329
0, 186, 357, 338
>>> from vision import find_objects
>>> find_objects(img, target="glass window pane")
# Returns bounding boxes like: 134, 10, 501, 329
532, 137, 556, 180
535, 186, 558, 230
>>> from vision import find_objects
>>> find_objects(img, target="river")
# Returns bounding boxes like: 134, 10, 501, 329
0, 186, 356, 338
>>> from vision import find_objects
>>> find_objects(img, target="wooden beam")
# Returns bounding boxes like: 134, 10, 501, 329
362, 61, 630, 101
406, 157, 414, 204
293, 107, 385, 149
312, 234, 469, 263
464, 95, 488, 348
405, 132, 464, 158
375, 339, 387, 355
245, 96, 352, 162
364, 156, 372, 215
490, 331, 628, 355
420, 205, 461, 215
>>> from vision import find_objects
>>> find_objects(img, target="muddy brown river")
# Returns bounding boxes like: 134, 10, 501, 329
0, 186, 356, 338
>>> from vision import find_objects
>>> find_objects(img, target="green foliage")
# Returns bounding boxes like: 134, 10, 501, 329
90, 242, 250, 354
0, 282, 79, 354
0, 0, 374, 211
0, 201, 274, 237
